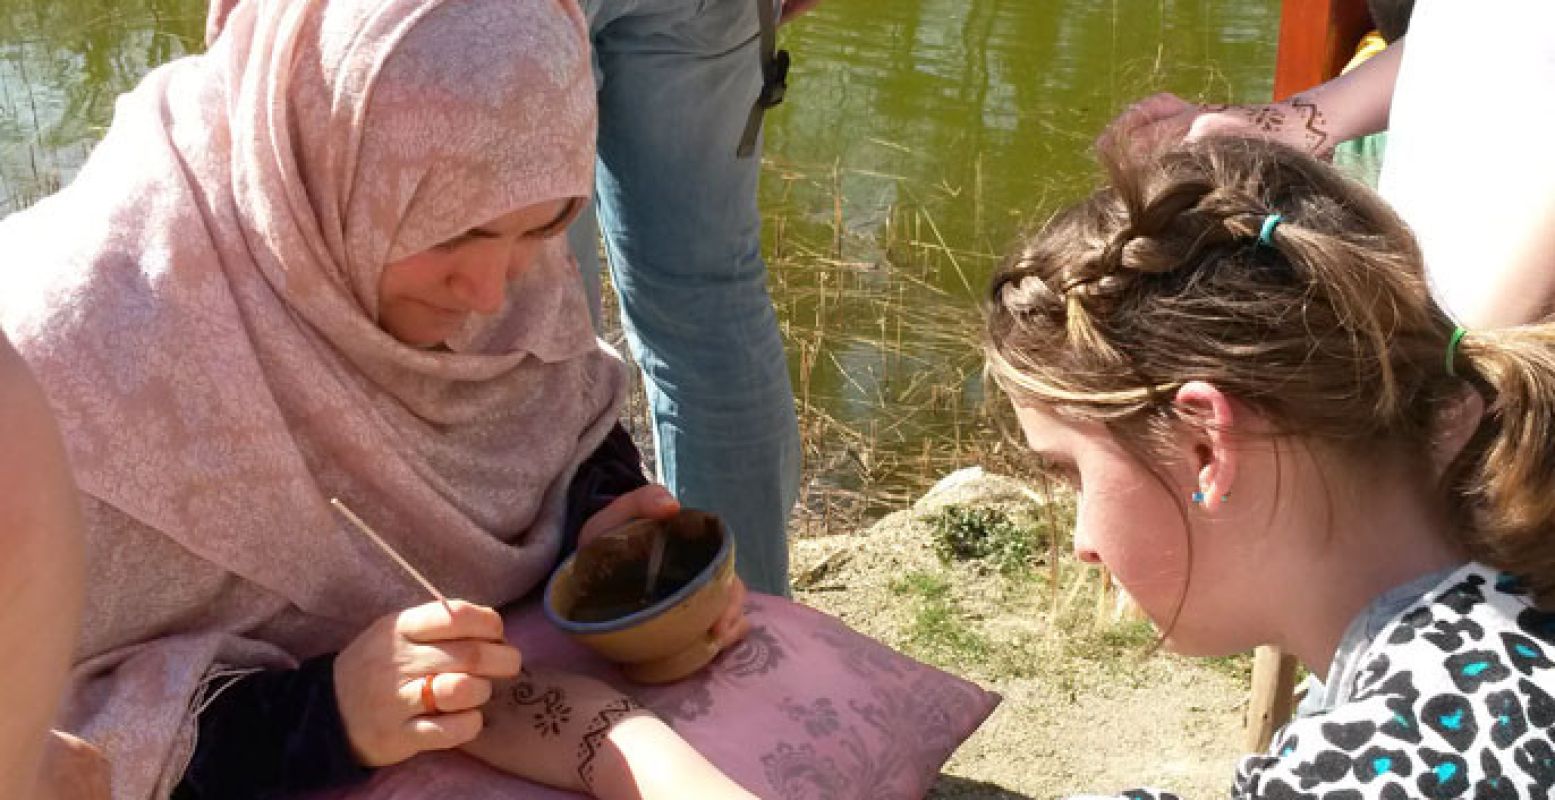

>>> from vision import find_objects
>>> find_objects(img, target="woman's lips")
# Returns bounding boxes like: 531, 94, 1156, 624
418, 300, 465, 320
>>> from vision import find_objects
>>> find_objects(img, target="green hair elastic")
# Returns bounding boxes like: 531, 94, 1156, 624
1446, 326, 1468, 377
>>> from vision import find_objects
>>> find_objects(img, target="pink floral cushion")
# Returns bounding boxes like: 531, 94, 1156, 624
315, 594, 999, 799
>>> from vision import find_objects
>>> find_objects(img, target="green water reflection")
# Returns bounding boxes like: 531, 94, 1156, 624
0, 0, 204, 206
0, 0, 1281, 517
765, 0, 1279, 514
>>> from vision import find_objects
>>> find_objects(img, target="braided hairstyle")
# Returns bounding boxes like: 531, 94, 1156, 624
987, 136, 1555, 604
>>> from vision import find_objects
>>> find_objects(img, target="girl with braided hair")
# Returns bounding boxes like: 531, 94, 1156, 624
987, 136, 1555, 798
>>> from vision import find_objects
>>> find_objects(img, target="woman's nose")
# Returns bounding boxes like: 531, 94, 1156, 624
1071, 506, 1103, 565
1073, 545, 1103, 565
450, 249, 510, 315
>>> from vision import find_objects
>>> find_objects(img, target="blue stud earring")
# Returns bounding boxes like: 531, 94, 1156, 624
1191, 491, 1231, 506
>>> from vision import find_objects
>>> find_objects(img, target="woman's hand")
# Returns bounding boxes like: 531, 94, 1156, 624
579, 486, 752, 650
462, 668, 756, 799
334, 600, 521, 767
577, 484, 681, 549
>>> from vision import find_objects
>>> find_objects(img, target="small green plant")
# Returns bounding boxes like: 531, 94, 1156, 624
889, 570, 950, 599
909, 599, 990, 661
887, 569, 990, 664
1086, 620, 1158, 655
928, 504, 1039, 574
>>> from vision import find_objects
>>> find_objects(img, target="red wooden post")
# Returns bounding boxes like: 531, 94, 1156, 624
1271, 0, 1374, 100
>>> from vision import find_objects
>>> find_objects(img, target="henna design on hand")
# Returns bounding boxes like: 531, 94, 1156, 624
1243, 105, 1287, 133
1288, 96, 1331, 155
507, 672, 574, 739
575, 697, 645, 791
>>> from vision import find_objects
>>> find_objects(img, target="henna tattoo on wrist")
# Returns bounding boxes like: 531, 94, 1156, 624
1201, 98, 1330, 155
575, 697, 645, 791
506, 672, 574, 738
1288, 95, 1331, 155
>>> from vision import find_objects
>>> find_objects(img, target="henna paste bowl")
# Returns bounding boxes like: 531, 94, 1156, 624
543, 509, 737, 684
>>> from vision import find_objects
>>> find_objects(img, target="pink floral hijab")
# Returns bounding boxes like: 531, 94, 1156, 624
0, 0, 620, 795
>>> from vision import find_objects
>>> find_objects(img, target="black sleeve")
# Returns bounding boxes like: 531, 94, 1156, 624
174, 425, 645, 800
172, 653, 373, 800
560, 423, 651, 558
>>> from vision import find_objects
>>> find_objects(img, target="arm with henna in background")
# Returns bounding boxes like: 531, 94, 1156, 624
1100, 25, 1555, 331
1099, 38, 1403, 159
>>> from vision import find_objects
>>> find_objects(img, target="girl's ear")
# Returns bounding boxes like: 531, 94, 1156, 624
1173, 381, 1238, 512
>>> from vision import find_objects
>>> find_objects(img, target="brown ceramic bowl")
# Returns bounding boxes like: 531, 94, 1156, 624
543, 509, 737, 684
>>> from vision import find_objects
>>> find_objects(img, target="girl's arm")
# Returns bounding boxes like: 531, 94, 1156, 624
463, 668, 757, 799
588, 713, 759, 800
1102, 38, 1405, 157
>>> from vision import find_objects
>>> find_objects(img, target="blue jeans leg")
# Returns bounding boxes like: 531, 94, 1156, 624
567, 199, 604, 332
589, 0, 799, 596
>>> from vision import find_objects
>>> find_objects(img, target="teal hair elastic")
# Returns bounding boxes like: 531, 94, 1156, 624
1257, 213, 1283, 248
1445, 326, 1468, 377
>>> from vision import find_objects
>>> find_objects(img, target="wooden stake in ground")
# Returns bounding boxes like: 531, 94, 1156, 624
1244, 646, 1299, 752
329, 497, 454, 617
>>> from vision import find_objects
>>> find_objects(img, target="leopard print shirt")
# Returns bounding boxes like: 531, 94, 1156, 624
1099, 564, 1555, 799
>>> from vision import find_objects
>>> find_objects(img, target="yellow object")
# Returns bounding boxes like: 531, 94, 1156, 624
1343, 30, 1389, 74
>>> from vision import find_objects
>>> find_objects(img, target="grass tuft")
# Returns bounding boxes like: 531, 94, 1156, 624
928, 504, 1044, 575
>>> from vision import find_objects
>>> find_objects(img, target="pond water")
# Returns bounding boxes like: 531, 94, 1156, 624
0, 0, 1282, 523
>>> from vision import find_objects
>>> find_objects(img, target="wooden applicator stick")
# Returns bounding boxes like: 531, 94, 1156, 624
329, 497, 455, 617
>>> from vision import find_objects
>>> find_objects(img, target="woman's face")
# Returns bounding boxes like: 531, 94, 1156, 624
1013, 402, 1265, 656
378, 198, 576, 347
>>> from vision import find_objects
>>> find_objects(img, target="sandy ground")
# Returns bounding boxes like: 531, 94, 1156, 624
791, 470, 1251, 800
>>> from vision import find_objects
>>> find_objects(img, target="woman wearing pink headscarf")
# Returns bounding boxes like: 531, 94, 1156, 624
0, 0, 753, 797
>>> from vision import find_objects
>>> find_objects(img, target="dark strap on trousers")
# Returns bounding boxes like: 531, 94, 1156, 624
736, 0, 790, 157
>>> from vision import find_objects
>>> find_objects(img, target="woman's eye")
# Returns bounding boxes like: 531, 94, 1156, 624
526, 223, 567, 240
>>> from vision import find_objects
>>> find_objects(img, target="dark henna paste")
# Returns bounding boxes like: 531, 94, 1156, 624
1288, 96, 1331, 155
1242, 105, 1287, 133
575, 697, 645, 790
507, 674, 574, 739
568, 517, 722, 623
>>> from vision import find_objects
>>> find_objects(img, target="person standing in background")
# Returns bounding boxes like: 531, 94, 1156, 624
567, 0, 822, 597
